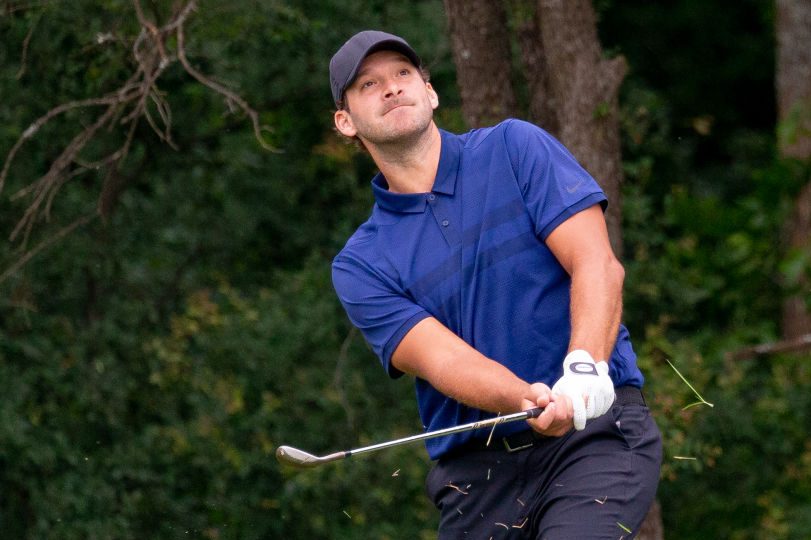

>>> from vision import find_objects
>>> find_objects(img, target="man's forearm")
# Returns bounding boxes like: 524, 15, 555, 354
424, 348, 533, 414
392, 317, 576, 436
567, 255, 625, 362
544, 205, 625, 363
392, 317, 532, 414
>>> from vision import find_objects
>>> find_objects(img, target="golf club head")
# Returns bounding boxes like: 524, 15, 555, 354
276, 446, 347, 469
276, 446, 320, 468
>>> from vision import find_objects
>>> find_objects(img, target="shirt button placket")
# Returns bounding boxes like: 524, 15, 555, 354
429, 193, 458, 245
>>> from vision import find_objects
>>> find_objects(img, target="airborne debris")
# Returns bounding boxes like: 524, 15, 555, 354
512, 517, 529, 529
485, 413, 501, 447
487, 468, 491, 480
617, 522, 632, 534
665, 358, 714, 409
342, 510, 351, 519
516, 497, 525, 507
447, 482, 469, 495
495, 522, 509, 530
392, 469, 401, 476
673, 456, 697, 461
595, 496, 608, 504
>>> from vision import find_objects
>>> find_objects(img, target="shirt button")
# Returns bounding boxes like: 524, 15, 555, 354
428, 194, 436, 201
442, 219, 449, 227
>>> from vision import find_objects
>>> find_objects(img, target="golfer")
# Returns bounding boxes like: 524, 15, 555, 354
329, 30, 662, 539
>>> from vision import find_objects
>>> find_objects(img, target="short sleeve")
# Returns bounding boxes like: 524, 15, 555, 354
504, 119, 607, 239
332, 253, 430, 378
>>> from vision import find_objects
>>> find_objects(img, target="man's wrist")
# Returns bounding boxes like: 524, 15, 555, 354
562, 349, 600, 376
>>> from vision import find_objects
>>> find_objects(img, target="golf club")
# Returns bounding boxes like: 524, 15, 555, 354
276, 406, 544, 469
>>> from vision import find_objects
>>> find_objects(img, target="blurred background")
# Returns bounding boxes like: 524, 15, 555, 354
1, 1, 809, 538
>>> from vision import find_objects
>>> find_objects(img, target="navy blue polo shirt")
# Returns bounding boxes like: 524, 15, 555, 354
332, 119, 644, 460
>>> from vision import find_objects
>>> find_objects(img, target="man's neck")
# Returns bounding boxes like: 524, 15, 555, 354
366, 123, 442, 194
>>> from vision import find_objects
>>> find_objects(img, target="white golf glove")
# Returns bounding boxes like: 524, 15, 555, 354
551, 349, 615, 431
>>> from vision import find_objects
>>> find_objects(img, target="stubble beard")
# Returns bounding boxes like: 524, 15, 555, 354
355, 103, 434, 152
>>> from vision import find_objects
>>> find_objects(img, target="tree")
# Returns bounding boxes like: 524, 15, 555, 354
443, 0, 516, 127
442, 1, 659, 536
776, 0, 811, 341
0, 0, 273, 286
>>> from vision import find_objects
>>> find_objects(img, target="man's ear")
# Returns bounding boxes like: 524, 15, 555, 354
426, 83, 439, 110
334, 109, 357, 137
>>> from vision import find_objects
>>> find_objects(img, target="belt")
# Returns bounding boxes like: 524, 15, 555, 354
464, 386, 646, 454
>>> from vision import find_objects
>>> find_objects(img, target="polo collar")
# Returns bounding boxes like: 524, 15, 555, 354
432, 129, 461, 195
371, 129, 461, 214
371, 174, 426, 213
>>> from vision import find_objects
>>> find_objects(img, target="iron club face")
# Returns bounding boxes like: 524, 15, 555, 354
275, 446, 348, 468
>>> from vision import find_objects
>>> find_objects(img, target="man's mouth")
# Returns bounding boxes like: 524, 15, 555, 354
383, 102, 409, 115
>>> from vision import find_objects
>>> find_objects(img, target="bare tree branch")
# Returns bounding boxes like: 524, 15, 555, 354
726, 333, 811, 361
1, 0, 277, 278
15, 9, 40, 79
0, 212, 96, 286
0, 91, 138, 195
3, 0, 54, 16
176, 20, 279, 153
10, 103, 121, 245
143, 86, 177, 149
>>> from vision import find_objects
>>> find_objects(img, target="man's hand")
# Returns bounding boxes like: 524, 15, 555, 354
522, 383, 575, 437
551, 350, 615, 430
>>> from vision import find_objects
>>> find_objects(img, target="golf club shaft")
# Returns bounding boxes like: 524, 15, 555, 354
347, 406, 543, 457
276, 407, 545, 468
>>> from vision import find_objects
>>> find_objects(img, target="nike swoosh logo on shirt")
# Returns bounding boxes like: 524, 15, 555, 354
565, 179, 584, 193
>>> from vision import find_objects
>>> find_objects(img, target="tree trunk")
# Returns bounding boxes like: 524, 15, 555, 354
781, 181, 811, 339
776, 0, 811, 160
776, 0, 811, 339
443, 0, 518, 127
536, 0, 627, 258
636, 499, 664, 540
511, 0, 559, 134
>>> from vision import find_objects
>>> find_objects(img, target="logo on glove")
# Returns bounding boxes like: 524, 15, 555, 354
568, 361, 599, 376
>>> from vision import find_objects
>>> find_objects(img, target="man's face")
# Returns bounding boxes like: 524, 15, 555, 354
334, 50, 439, 147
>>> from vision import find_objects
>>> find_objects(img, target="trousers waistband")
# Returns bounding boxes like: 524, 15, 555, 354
461, 386, 646, 454
614, 385, 646, 406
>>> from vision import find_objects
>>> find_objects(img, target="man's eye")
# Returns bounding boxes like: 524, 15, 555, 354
399, 69, 410, 76
361, 80, 375, 89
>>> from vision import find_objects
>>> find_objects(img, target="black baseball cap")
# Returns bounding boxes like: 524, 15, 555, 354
329, 30, 421, 107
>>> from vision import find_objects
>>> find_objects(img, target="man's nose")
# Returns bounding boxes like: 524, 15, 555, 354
383, 80, 402, 99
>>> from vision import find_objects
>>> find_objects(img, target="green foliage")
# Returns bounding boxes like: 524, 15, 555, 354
618, 67, 811, 538
777, 98, 811, 151
2, 1, 450, 538
140, 264, 435, 539
0, 261, 435, 539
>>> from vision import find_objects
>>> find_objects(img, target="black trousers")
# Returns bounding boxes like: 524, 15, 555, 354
425, 388, 662, 539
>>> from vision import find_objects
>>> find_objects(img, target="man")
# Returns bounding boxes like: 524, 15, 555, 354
329, 30, 662, 539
